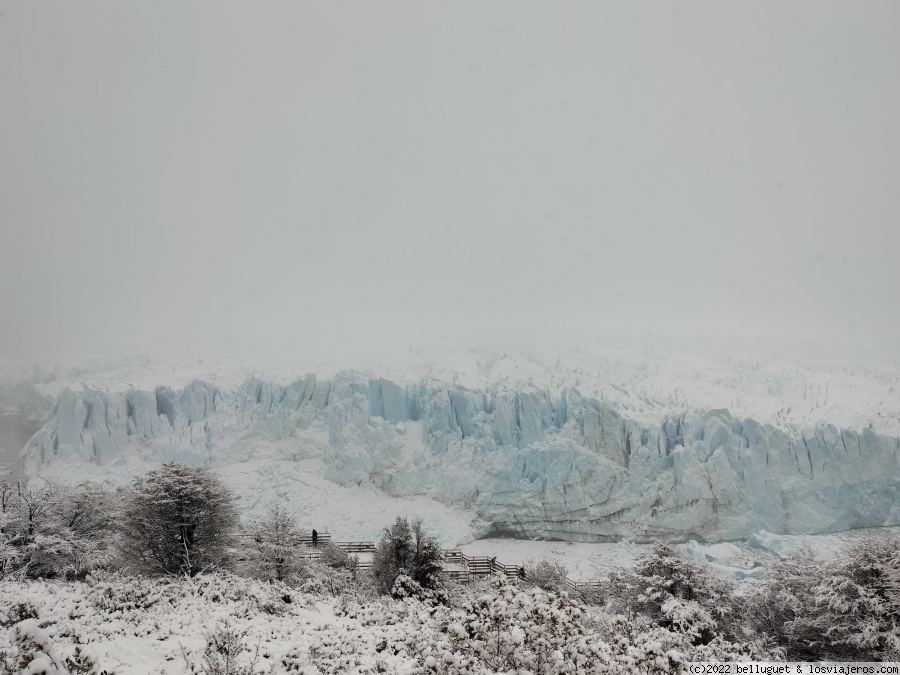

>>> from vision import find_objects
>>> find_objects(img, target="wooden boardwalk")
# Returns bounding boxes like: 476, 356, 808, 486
237, 532, 602, 590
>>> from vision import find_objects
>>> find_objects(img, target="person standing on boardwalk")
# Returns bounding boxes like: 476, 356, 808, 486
312, 529, 318, 548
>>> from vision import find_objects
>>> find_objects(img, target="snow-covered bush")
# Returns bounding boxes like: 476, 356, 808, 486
2, 570, 436, 673
576, 582, 607, 607
3, 619, 114, 675
310, 542, 363, 597
810, 536, 900, 660
417, 573, 596, 674
119, 463, 239, 577
188, 573, 297, 617
48, 482, 119, 580
607, 543, 736, 644
181, 621, 260, 675
390, 573, 449, 606
524, 557, 569, 594
285, 595, 440, 674
746, 537, 900, 661
588, 613, 780, 674
85, 570, 296, 623
0, 481, 117, 581
414, 573, 779, 675
0, 601, 38, 628
372, 516, 443, 596
318, 542, 357, 571
86, 570, 176, 612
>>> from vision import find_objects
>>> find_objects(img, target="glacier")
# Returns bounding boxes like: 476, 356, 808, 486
19, 370, 900, 544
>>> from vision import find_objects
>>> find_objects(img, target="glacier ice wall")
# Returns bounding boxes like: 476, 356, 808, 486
22, 371, 900, 542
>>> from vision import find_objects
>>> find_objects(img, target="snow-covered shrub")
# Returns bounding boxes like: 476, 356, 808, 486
3, 620, 114, 675
119, 463, 239, 577
1, 481, 26, 579
47, 482, 119, 580
189, 573, 297, 617
810, 536, 900, 660
86, 570, 175, 612
577, 582, 607, 607
588, 613, 780, 674
437, 577, 495, 611
286, 594, 441, 674
85, 570, 298, 631
0, 481, 117, 580
181, 621, 260, 675
524, 557, 569, 593
0, 649, 15, 675
607, 543, 736, 644
9, 619, 67, 675
390, 573, 449, 606
0, 600, 38, 627
372, 516, 443, 596
416, 573, 598, 674
746, 537, 900, 661
307, 542, 363, 598
318, 542, 357, 571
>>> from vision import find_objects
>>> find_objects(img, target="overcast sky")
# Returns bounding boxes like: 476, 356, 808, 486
1, 2, 899, 361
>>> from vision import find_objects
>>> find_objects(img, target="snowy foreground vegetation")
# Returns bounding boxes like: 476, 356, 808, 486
2, 464, 900, 674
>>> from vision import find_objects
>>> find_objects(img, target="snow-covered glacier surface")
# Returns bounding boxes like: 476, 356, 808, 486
21, 369, 900, 545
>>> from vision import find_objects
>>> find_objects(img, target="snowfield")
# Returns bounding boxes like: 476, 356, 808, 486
1, 573, 437, 674
0, 569, 779, 674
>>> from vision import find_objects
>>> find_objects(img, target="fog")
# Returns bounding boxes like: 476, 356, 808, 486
2, 2, 899, 363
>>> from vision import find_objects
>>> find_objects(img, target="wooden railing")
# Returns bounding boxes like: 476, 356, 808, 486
236, 533, 602, 590
332, 541, 376, 553
297, 532, 332, 547
444, 550, 524, 581
236, 532, 332, 547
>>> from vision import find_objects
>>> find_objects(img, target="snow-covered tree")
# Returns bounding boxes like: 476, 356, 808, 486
246, 505, 305, 583
809, 536, 900, 659
746, 537, 900, 661
45, 481, 118, 579
120, 463, 239, 577
742, 550, 824, 660
0, 480, 116, 579
607, 543, 736, 644
0, 481, 23, 578
372, 516, 443, 596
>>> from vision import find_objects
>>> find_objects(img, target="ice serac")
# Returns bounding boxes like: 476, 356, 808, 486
22, 372, 900, 542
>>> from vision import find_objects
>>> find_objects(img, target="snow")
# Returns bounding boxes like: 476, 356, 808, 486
458, 538, 640, 582
3, 333, 899, 434
4, 335, 900, 547
0, 574, 434, 674
460, 526, 900, 583
18, 367, 900, 545
1, 524, 896, 672
0, 567, 770, 674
